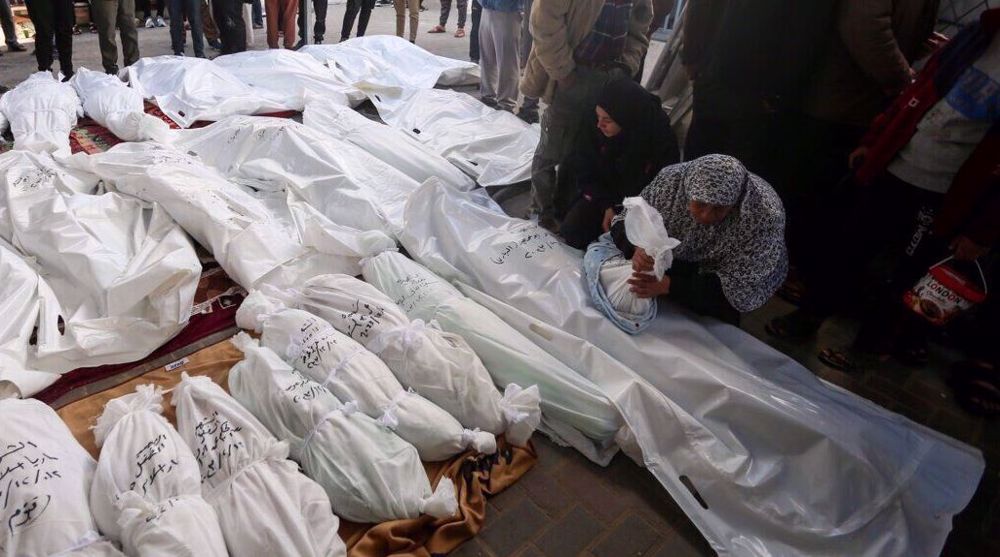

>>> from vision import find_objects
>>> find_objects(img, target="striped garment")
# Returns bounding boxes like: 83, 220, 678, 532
573, 0, 634, 66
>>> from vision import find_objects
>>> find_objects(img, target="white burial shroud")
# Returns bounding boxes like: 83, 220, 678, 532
70, 68, 172, 142
236, 290, 497, 460
71, 141, 359, 290
366, 86, 539, 187
0, 71, 82, 153
171, 372, 348, 557
90, 385, 228, 556
284, 272, 540, 445
0, 398, 123, 556
299, 35, 479, 90
228, 333, 459, 523
173, 115, 420, 236
125, 55, 294, 128
0, 150, 201, 375
302, 99, 476, 191
360, 249, 623, 464
398, 179, 986, 557
213, 48, 361, 109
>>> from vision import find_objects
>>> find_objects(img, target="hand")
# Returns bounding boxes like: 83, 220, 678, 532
602, 207, 616, 232
951, 236, 989, 261
628, 273, 671, 298
848, 146, 868, 170
632, 247, 654, 273
923, 32, 949, 55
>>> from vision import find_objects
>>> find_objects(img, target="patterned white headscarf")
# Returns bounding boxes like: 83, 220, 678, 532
625, 155, 788, 312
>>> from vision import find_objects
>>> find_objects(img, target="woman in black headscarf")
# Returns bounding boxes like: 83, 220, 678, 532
558, 78, 680, 249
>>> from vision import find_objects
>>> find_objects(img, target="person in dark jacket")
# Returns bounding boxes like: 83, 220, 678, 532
559, 77, 679, 249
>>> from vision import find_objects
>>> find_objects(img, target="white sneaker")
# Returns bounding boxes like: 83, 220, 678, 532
145, 17, 154, 28
155, 16, 166, 28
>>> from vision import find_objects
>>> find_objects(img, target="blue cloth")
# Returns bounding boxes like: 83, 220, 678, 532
583, 233, 657, 334
574, 0, 633, 66
479, 0, 521, 13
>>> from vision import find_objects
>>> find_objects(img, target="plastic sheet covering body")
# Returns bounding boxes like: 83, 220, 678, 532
72, 141, 356, 290
397, 180, 986, 557
173, 115, 420, 235
236, 291, 496, 460
361, 250, 620, 462
289, 273, 535, 444
367, 86, 539, 187
70, 68, 172, 142
303, 99, 476, 191
0, 71, 82, 153
0, 149, 201, 374
171, 373, 347, 557
89, 386, 228, 556
214, 49, 361, 109
299, 35, 479, 90
125, 56, 294, 128
228, 333, 458, 523
0, 398, 123, 556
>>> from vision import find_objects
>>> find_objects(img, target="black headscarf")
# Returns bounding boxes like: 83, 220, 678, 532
572, 78, 678, 207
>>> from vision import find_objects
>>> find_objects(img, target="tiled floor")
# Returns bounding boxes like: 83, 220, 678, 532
4, 6, 995, 554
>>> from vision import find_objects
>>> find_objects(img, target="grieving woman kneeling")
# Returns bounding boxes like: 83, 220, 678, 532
593, 155, 787, 326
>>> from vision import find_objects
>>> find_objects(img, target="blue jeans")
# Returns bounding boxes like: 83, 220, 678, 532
168, 0, 204, 57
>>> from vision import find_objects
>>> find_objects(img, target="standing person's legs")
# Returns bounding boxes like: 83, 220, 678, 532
117, 0, 140, 68
280, 0, 296, 48
252, 0, 263, 27
92, 0, 120, 72
393, 0, 405, 37
438, 0, 451, 27
493, 10, 520, 111
341, 0, 360, 40
154, 0, 164, 17
355, 0, 374, 36
518, 0, 531, 63
137, 0, 150, 19
478, 8, 498, 104
53, 0, 74, 75
1, 0, 24, 49
313, 0, 327, 42
469, 0, 480, 62
185, 0, 205, 57
265, 0, 280, 47
25, 0, 55, 70
406, 0, 418, 41
167, 0, 185, 53
456, 0, 466, 28
213, 0, 246, 53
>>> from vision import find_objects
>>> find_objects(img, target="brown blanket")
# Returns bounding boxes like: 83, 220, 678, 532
56, 337, 536, 557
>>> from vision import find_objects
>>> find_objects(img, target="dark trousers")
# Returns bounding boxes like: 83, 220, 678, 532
439, 0, 467, 27
137, 0, 163, 17
212, 0, 246, 54
669, 261, 740, 325
25, 0, 74, 74
1, 0, 21, 46
92, 0, 140, 72
469, 0, 481, 61
168, 0, 205, 56
299, 0, 328, 42
800, 172, 945, 350
251, 0, 262, 26
340, 0, 374, 40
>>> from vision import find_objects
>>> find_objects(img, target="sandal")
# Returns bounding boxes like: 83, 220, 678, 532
454, 27, 466, 38
818, 347, 889, 373
776, 277, 807, 306
427, 25, 446, 33
764, 310, 822, 341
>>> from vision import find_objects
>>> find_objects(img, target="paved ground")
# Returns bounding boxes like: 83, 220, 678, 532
1, 3, 996, 555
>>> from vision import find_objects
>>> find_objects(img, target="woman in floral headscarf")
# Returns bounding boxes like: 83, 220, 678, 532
610, 154, 788, 323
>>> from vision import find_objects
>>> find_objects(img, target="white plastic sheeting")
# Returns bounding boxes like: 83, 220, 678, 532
125, 56, 294, 128
303, 99, 476, 191
70, 68, 172, 143
0, 71, 82, 153
0, 150, 201, 375
228, 333, 458, 523
171, 372, 348, 557
361, 249, 622, 464
90, 385, 228, 556
399, 179, 986, 557
299, 35, 479, 90
286, 272, 539, 446
214, 49, 361, 109
71, 142, 359, 290
367, 86, 539, 187
173, 115, 420, 235
0, 398, 123, 556
236, 290, 495, 460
